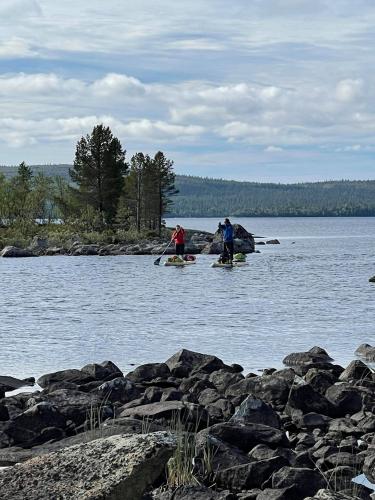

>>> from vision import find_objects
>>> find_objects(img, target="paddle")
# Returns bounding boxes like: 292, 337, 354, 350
154, 239, 173, 266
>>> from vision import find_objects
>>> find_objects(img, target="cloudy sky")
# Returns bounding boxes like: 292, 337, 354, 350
1, 0, 375, 181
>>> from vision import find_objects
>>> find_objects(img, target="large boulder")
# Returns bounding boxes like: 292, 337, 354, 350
97, 377, 140, 404
3, 402, 67, 445
364, 451, 375, 483
1, 246, 35, 258
71, 244, 99, 256
31, 389, 105, 426
355, 343, 375, 362
121, 401, 208, 428
81, 360, 123, 381
216, 456, 289, 490
230, 395, 281, 429
0, 431, 177, 500
201, 224, 255, 254
200, 422, 288, 453
165, 349, 227, 378
37, 368, 93, 389
209, 369, 244, 394
285, 384, 336, 419
226, 370, 295, 407
271, 466, 326, 498
0, 375, 34, 395
325, 384, 363, 416
283, 347, 332, 366
126, 363, 170, 383
338, 360, 373, 382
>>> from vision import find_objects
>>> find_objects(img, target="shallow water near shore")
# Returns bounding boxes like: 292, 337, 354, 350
1, 216, 375, 379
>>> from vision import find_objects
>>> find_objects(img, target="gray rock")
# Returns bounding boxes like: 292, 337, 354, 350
1, 246, 36, 257
283, 347, 332, 366
166, 349, 227, 378
339, 360, 373, 382
37, 368, 93, 388
308, 490, 359, 499
325, 384, 363, 416
0, 431, 176, 500
71, 244, 99, 256
45, 246, 66, 255
121, 401, 208, 428
304, 369, 338, 395
201, 422, 288, 453
32, 388, 104, 426
364, 451, 375, 483
126, 363, 170, 383
355, 344, 375, 362
148, 485, 232, 500
98, 376, 140, 403
271, 466, 326, 498
230, 395, 281, 429
216, 456, 289, 490
3, 402, 67, 446
226, 370, 294, 407
256, 487, 299, 500
266, 239, 280, 244
0, 375, 34, 393
328, 417, 362, 436
209, 369, 244, 393
285, 384, 335, 419
81, 360, 123, 380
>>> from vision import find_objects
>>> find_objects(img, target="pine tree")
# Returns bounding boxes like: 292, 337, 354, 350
152, 151, 178, 234
70, 124, 127, 224
10, 162, 33, 219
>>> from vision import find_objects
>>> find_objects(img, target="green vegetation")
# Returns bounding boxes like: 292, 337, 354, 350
0, 125, 176, 247
171, 175, 375, 217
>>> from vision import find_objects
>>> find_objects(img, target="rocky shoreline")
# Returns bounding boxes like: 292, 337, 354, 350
0, 344, 374, 499
0, 225, 281, 257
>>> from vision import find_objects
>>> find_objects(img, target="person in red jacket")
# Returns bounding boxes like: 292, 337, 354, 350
171, 225, 185, 256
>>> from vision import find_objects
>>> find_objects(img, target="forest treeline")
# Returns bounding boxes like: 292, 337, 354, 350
2, 161, 375, 220
170, 175, 375, 217
0, 125, 176, 240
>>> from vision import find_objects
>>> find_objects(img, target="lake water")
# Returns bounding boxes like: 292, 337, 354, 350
1, 217, 374, 380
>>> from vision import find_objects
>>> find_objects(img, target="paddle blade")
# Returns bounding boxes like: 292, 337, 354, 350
154, 257, 162, 265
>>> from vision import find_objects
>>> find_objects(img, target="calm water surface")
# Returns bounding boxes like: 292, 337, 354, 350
1, 217, 374, 379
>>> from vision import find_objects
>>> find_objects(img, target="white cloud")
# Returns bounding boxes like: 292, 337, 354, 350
0, 115, 204, 148
335, 79, 363, 102
0, 38, 37, 59
265, 145, 284, 152
91, 74, 146, 97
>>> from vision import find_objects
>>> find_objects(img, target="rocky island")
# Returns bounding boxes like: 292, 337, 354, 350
0, 224, 258, 257
0, 344, 374, 499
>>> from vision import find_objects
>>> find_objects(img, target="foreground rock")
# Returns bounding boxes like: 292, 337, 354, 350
0, 431, 176, 500
0, 345, 374, 499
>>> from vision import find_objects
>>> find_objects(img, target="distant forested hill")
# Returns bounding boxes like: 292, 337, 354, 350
171, 175, 375, 217
0, 164, 71, 180
1, 165, 375, 216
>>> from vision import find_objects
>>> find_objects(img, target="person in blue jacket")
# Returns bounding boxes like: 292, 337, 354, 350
218, 218, 234, 263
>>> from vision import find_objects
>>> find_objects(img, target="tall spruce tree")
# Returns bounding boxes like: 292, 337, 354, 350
119, 151, 177, 234
70, 124, 127, 224
10, 162, 33, 220
152, 151, 178, 234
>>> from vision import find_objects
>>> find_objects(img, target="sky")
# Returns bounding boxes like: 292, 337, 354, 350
1, 0, 375, 182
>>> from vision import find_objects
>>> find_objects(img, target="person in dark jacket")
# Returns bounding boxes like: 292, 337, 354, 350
218, 218, 234, 262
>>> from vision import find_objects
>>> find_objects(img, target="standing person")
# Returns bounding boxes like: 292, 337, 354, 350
218, 218, 234, 262
171, 224, 185, 256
